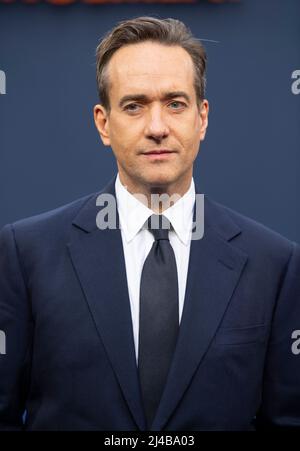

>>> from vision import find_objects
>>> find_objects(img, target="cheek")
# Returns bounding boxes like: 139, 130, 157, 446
110, 118, 141, 151
192, 113, 202, 136
189, 116, 202, 150
177, 118, 201, 153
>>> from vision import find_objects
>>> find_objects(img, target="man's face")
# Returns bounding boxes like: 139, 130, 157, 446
94, 41, 209, 193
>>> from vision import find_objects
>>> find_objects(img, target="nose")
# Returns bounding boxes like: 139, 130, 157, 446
144, 104, 170, 142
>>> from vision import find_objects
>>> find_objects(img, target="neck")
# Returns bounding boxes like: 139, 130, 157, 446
118, 172, 192, 214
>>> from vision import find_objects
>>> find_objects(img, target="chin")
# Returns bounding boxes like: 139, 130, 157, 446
144, 173, 176, 188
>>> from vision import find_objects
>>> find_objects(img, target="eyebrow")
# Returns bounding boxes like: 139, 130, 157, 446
118, 91, 191, 108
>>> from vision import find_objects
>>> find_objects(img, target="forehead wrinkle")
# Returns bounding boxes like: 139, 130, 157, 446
110, 48, 194, 81
114, 71, 193, 92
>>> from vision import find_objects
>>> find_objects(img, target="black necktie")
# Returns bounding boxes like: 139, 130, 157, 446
138, 214, 179, 429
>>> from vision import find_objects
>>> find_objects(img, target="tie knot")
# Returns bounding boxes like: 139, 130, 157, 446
147, 214, 171, 241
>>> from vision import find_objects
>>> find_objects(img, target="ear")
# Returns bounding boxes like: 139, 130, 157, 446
94, 104, 111, 146
199, 99, 209, 141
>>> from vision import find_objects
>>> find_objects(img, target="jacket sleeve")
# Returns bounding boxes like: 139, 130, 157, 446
255, 242, 300, 429
0, 224, 33, 430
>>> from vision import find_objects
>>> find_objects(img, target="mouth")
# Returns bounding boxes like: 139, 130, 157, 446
141, 149, 177, 160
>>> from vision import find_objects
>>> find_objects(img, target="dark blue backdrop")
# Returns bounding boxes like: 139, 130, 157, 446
0, 0, 299, 242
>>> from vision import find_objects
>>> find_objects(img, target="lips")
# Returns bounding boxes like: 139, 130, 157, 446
142, 149, 175, 155
141, 150, 176, 161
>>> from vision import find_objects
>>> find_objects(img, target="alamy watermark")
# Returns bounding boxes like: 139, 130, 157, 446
291, 70, 300, 95
0, 330, 6, 355
95, 191, 205, 240
0, 70, 6, 95
291, 330, 300, 355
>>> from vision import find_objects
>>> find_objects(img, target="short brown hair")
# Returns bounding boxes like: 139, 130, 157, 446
95, 16, 207, 113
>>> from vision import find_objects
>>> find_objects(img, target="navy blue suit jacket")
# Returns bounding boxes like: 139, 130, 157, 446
0, 176, 300, 430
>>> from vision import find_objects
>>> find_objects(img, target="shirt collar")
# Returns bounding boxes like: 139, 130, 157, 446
115, 173, 195, 245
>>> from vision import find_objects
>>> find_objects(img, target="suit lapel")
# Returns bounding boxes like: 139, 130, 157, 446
67, 177, 146, 431
151, 195, 248, 431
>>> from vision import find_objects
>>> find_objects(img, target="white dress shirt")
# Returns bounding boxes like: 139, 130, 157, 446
115, 173, 195, 363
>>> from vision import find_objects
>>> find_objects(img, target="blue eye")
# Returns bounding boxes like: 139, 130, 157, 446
169, 101, 185, 109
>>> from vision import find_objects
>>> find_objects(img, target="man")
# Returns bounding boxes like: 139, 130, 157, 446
0, 17, 299, 431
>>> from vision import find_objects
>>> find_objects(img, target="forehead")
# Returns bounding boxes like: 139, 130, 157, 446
106, 42, 195, 100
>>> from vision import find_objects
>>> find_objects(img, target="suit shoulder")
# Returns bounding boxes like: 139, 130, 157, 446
5, 192, 97, 240
205, 196, 296, 258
